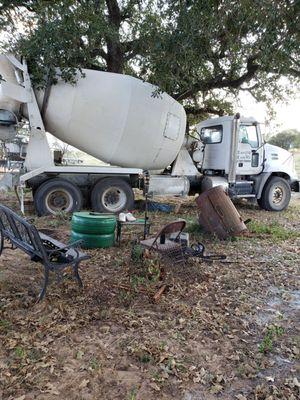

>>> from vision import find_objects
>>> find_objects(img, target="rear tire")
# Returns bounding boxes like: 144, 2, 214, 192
258, 176, 291, 211
91, 177, 134, 213
34, 178, 83, 216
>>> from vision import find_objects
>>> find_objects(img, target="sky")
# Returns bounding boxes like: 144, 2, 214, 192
238, 92, 300, 136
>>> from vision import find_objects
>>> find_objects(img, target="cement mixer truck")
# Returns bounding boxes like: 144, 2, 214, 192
0, 54, 298, 215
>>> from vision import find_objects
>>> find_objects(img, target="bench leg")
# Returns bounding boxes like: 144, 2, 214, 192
116, 223, 121, 245
38, 266, 50, 301
0, 233, 4, 256
72, 262, 83, 288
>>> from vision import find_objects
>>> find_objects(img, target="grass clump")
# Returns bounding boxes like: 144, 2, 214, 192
249, 220, 299, 241
0, 319, 11, 333
259, 325, 284, 353
186, 220, 207, 241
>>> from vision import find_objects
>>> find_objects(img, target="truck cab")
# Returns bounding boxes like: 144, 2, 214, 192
193, 115, 299, 211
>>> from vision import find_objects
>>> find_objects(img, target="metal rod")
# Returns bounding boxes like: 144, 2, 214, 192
20, 185, 25, 215
228, 113, 240, 186
143, 170, 150, 239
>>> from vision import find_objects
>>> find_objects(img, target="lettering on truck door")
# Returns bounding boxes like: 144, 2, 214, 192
236, 124, 264, 175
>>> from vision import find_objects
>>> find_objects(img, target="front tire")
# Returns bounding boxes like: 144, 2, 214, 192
258, 176, 291, 211
91, 177, 134, 213
34, 178, 83, 216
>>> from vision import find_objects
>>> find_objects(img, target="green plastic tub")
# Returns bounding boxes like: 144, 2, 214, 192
71, 212, 116, 234
70, 231, 115, 249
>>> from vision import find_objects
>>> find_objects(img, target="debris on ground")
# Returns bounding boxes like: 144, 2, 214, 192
0, 192, 299, 400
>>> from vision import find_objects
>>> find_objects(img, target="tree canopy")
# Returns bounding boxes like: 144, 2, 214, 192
0, 0, 299, 120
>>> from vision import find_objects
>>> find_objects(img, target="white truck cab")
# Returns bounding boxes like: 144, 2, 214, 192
194, 114, 299, 211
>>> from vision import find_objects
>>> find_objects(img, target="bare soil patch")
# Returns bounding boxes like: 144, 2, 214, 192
0, 193, 299, 400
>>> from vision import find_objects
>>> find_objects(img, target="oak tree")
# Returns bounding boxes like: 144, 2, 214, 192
0, 0, 299, 120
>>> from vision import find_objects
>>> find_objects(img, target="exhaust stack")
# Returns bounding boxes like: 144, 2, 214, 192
228, 113, 240, 186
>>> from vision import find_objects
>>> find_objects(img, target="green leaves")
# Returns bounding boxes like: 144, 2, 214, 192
0, 0, 299, 120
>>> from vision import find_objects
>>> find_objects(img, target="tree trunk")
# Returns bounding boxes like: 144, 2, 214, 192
105, 0, 124, 73
106, 40, 124, 73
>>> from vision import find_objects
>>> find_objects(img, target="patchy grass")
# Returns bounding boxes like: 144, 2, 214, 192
186, 220, 204, 235
0, 319, 11, 333
248, 220, 300, 240
185, 220, 213, 242
187, 216, 300, 244
259, 325, 285, 353
0, 191, 299, 400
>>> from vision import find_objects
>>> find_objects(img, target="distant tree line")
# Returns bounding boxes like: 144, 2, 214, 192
268, 129, 300, 150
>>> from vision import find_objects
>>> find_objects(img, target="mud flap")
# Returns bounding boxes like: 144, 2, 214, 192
291, 180, 300, 192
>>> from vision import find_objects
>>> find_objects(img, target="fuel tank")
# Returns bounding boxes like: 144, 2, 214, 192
35, 69, 186, 169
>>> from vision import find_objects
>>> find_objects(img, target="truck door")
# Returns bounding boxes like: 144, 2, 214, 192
236, 124, 264, 175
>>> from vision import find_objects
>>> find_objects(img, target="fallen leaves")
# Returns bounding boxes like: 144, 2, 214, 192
0, 196, 299, 399
236, 395, 248, 400
210, 384, 223, 394
43, 382, 60, 395
76, 350, 85, 360
78, 378, 90, 389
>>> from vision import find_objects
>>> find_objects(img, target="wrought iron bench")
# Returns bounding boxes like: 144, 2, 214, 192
0, 204, 90, 301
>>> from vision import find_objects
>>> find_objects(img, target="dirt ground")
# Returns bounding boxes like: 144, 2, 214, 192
0, 192, 299, 400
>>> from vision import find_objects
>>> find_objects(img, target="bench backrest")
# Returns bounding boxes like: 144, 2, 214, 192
0, 204, 47, 260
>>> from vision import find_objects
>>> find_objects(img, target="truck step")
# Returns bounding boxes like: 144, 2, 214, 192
235, 181, 254, 185
235, 194, 256, 198
229, 181, 254, 196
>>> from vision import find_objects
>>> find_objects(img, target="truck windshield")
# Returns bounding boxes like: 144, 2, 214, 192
239, 125, 259, 148
200, 125, 222, 144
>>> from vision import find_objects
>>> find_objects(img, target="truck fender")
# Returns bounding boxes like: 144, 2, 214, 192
254, 172, 295, 199
253, 172, 272, 199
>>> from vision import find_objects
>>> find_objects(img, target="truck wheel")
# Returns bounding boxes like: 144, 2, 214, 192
91, 177, 134, 213
257, 176, 291, 211
34, 178, 83, 216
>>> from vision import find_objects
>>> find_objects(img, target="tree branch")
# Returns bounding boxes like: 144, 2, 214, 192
105, 0, 121, 25
121, 0, 142, 20
122, 39, 141, 60
185, 105, 225, 117
240, 83, 259, 91
175, 56, 260, 101
90, 47, 108, 61
286, 68, 300, 78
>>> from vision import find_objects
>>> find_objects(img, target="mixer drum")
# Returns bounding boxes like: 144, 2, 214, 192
0, 55, 20, 141
36, 70, 186, 170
